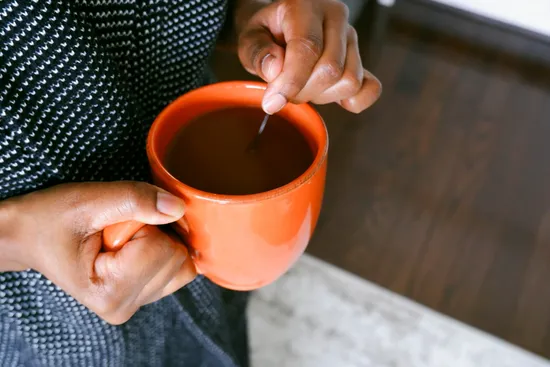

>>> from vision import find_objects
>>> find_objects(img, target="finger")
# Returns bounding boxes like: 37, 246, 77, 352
262, 2, 324, 115
91, 226, 179, 322
81, 181, 185, 232
292, 2, 350, 104
154, 230, 196, 301
157, 256, 197, 301
94, 226, 177, 299
136, 237, 190, 305
102, 220, 146, 252
143, 258, 197, 306
311, 26, 364, 105
89, 225, 179, 324
238, 25, 285, 82
339, 68, 383, 114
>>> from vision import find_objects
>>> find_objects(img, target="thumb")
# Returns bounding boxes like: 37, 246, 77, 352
84, 181, 185, 232
238, 26, 285, 83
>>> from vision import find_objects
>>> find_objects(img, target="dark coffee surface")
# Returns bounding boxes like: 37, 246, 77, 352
164, 107, 314, 195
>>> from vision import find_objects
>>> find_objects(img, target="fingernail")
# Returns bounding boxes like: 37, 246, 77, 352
261, 54, 277, 82
156, 192, 185, 218
262, 93, 287, 115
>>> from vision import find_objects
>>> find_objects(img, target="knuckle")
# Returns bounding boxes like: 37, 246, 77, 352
121, 182, 149, 214
89, 285, 136, 325
238, 29, 267, 70
138, 230, 177, 263
319, 60, 345, 83
126, 181, 150, 197
295, 35, 323, 60
341, 72, 363, 94
334, 2, 350, 19
91, 290, 122, 318
281, 79, 307, 102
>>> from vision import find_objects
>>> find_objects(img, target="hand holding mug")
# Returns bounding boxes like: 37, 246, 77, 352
0, 182, 196, 325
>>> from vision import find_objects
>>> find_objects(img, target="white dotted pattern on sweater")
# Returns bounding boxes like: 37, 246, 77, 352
0, 0, 226, 199
0, 0, 234, 366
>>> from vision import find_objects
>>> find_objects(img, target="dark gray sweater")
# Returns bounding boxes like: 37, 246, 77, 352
0, 0, 249, 365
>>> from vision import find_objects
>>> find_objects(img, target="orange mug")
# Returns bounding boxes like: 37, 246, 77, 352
103, 81, 328, 291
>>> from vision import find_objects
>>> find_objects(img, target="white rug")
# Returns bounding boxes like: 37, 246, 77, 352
248, 255, 549, 367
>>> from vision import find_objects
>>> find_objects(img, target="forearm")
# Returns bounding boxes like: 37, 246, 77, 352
217, 0, 272, 50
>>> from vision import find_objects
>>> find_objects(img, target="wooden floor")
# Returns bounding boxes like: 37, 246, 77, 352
212, 0, 550, 358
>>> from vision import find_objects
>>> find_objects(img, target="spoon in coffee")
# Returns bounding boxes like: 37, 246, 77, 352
246, 113, 270, 153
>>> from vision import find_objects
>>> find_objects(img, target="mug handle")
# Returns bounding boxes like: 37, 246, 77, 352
102, 219, 194, 255
103, 220, 145, 252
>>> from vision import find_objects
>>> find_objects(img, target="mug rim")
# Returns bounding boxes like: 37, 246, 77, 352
147, 81, 329, 204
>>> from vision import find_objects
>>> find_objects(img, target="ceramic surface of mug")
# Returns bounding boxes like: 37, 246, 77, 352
103, 81, 328, 290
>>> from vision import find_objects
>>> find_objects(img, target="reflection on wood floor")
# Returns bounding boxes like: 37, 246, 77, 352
212, 0, 550, 358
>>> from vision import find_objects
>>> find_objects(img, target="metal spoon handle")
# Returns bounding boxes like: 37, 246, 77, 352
257, 113, 269, 135
247, 113, 270, 152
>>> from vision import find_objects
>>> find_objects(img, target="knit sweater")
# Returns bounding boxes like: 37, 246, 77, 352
0, 1, 249, 366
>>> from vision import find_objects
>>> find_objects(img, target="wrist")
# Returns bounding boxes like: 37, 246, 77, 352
0, 198, 28, 271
